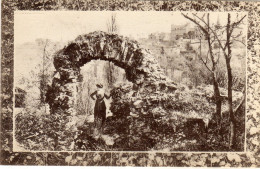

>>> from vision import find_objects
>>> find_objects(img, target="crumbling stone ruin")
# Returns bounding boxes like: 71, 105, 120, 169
46, 31, 177, 116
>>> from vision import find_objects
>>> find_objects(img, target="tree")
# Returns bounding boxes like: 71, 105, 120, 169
182, 13, 222, 125
38, 39, 51, 105
106, 13, 120, 87
16, 39, 57, 114
182, 13, 246, 148
210, 13, 246, 148
188, 31, 195, 39
106, 13, 118, 33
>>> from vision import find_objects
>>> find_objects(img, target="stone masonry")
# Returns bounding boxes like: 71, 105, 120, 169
46, 31, 177, 115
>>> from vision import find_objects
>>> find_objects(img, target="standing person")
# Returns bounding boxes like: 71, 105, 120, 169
90, 84, 110, 139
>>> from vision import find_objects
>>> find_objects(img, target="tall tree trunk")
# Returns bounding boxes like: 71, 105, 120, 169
206, 14, 222, 124
226, 13, 236, 148
213, 75, 222, 124
227, 58, 236, 148
108, 62, 113, 87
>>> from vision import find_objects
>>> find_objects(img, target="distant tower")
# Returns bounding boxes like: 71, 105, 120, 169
215, 15, 221, 29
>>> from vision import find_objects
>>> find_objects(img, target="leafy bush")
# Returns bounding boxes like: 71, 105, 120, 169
15, 111, 76, 151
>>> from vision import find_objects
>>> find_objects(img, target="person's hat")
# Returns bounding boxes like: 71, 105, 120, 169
96, 84, 103, 88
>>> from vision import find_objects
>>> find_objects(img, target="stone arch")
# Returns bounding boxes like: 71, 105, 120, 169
46, 31, 177, 115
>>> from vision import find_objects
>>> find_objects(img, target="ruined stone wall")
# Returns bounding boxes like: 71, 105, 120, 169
46, 31, 177, 115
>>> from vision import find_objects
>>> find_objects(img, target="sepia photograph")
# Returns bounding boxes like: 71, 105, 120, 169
1, 0, 259, 167
13, 11, 246, 152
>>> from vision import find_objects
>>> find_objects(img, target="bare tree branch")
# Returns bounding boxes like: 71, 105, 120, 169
181, 13, 208, 35
232, 39, 246, 46
197, 50, 212, 73
205, 50, 209, 65
229, 15, 247, 36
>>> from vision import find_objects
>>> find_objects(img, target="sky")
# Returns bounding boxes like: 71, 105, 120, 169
14, 11, 187, 44
14, 11, 247, 45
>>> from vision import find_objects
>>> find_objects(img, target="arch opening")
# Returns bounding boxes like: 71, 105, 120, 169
75, 59, 130, 116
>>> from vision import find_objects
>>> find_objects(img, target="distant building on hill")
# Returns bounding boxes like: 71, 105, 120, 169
171, 23, 194, 40
148, 23, 206, 42
148, 33, 159, 40
171, 23, 205, 40
148, 32, 171, 42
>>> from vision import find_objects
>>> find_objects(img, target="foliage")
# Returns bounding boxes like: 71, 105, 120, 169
216, 65, 246, 91
109, 81, 244, 151
15, 39, 60, 113
15, 111, 77, 151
